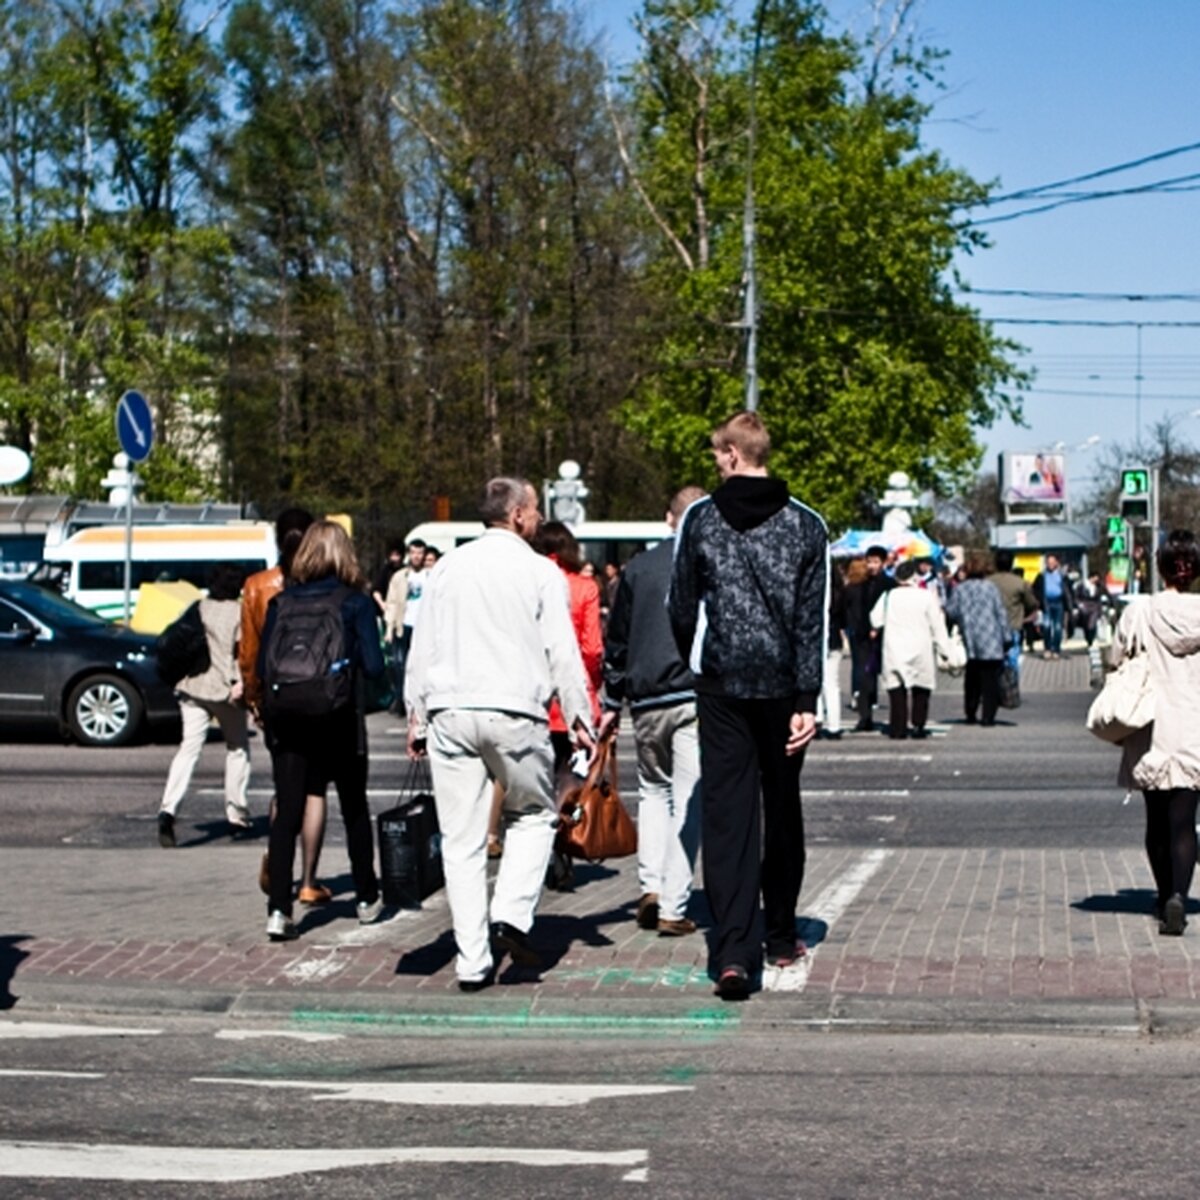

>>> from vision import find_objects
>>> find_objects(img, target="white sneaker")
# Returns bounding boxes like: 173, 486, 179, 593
357, 897, 384, 925
266, 910, 297, 941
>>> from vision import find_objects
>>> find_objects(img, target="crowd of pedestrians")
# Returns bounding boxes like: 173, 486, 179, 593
149, 408, 1199, 997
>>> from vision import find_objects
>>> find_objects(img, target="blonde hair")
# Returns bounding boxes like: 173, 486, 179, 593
290, 520, 366, 587
711, 411, 770, 467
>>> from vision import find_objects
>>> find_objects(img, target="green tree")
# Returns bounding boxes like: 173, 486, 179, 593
0, 0, 227, 500
621, 0, 1027, 528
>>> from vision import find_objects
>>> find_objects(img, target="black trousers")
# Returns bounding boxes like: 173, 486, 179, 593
888, 686, 930, 738
697, 693, 806, 974
1144, 788, 1200, 903
964, 659, 1002, 725
267, 707, 378, 916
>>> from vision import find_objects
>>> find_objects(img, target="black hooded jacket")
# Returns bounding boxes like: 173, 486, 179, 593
667, 475, 829, 711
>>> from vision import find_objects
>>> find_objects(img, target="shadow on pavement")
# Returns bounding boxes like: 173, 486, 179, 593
177, 815, 269, 848
1071, 887, 1199, 915
0, 935, 29, 1009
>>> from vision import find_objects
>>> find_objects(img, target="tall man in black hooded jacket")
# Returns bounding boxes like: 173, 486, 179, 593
668, 411, 828, 1000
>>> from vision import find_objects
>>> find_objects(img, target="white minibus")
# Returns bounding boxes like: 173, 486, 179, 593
30, 523, 277, 620
404, 519, 670, 567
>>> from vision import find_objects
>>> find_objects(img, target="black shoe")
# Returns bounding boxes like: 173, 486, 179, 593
853, 720, 875, 733
157, 811, 176, 848
910, 727, 930, 739
491, 921, 541, 967
1161, 894, 1187, 936
459, 971, 496, 993
636, 893, 660, 930
714, 965, 751, 1001
544, 851, 574, 892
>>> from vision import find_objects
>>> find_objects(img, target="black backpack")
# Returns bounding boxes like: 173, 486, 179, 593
155, 602, 211, 686
262, 586, 353, 717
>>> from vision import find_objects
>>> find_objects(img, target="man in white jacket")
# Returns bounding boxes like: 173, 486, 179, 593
405, 477, 595, 990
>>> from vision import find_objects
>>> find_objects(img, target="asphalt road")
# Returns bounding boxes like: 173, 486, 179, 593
2, 678, 1172, 1197
1, 1016, 1197, 1198
0, 690, 1134, 851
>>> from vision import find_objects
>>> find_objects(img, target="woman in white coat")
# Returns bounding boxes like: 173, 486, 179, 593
870, 559, 953, 740
1113, 531, 1200, 936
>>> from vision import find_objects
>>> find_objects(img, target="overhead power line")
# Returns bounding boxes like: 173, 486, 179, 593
986, 139, 1200, 204
971, 170, 1200, 225
961, 288, 1200, 303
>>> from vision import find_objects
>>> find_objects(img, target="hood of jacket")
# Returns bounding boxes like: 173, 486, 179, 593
1148, 592, 1200, 656
712, 475, 790, 532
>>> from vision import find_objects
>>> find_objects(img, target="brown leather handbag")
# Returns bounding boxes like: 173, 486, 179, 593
555, 728, 637, 861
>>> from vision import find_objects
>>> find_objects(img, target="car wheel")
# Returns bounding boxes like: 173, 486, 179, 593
67, 674, 144, 747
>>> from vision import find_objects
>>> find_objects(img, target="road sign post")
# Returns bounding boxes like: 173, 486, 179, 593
114, 391, 154, 624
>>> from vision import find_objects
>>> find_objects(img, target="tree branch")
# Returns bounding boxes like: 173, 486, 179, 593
603, 79, 693, 273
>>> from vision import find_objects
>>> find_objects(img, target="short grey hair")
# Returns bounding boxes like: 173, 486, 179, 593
479, 477, 533, 526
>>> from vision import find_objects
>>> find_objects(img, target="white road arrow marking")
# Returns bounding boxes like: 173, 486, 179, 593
214, 1030, 345, 1044
0, 1141, 648, 1182
0, 1022, 161, 1040
0, 1069, 105, 1080
192, 1078, 690, 1107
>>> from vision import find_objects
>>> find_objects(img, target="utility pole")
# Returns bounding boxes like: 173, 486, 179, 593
741, 2, 768, 413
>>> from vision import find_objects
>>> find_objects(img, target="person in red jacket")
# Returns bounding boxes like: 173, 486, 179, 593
537, 522, 603, 767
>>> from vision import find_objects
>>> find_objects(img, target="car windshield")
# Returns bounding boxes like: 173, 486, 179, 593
3, 580, 112, 630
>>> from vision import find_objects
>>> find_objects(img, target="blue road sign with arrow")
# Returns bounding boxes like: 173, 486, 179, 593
115, 390, 154, 462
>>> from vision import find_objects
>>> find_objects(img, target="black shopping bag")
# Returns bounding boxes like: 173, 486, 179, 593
377, 760, 443, 908
999, 664, 1021, 709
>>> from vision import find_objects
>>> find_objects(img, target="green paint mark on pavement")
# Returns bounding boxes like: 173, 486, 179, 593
290, 1008, 739, 1034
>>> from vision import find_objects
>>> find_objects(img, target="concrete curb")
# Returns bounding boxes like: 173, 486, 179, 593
7, 976, 1167, 1038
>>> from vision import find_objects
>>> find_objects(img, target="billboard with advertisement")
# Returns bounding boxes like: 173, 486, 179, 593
1000, 451, 1067, 505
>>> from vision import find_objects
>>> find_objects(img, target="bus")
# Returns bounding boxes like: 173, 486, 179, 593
29, 523, 277, 620
404, 519, 671, 568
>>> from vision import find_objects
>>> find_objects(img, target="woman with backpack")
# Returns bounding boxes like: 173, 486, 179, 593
258, 521, 385, 941
239, 507, 332, 905
157, 563, 251, 847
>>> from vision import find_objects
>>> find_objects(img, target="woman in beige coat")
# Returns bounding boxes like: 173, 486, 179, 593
1113, 532, 1200, 935
870, 560, 953, 739
158, 563, 250, 847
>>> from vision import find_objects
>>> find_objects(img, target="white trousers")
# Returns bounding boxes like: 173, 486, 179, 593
818, 647, 843, 734
632, 702, 700, 921
160, 697, 251, 823
428, 710, 557, 983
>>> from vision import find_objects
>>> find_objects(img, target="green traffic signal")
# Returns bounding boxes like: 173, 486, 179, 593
1121, 468, 1150, 496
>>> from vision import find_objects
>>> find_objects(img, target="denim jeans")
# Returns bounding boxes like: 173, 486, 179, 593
1043, 599, 1064, 653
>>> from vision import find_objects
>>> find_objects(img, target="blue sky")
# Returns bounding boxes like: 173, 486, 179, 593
583, 0, 1200, 502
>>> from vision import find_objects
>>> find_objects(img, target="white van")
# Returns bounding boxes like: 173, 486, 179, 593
30, 523, 277, 620
404, 519, 670, 567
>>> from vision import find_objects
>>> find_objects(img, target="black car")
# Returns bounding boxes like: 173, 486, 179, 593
0, 579, 179, 746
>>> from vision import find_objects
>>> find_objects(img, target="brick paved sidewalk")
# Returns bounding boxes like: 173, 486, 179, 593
4, 835, 1197, 1026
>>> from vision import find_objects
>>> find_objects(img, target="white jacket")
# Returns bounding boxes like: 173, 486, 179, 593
1116, 591, 1200, 790
404, 527, 593, 733
870, 583, 952, 690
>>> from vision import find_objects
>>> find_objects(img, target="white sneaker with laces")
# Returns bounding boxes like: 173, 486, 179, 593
266, 910, 297, 941
357, 897, 384, 925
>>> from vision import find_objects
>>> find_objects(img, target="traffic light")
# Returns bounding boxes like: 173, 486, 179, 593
1119, 467, 1150, 523
1106, 515, 1127, 556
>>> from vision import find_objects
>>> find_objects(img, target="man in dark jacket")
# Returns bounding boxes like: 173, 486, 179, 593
602, 486, 706, 938
668, 412, 828, 1000
843, 545, 895, 731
